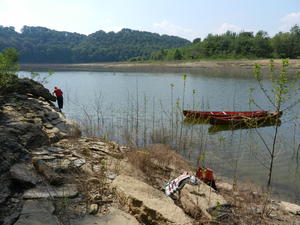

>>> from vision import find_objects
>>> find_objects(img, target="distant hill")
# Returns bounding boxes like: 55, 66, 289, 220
0, 25, 191, 63
149, 25, 300, 61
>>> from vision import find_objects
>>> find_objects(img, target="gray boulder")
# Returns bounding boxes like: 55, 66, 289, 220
14, 200, 59, 225
180, 183, 227, 219
10, 163, 40, 187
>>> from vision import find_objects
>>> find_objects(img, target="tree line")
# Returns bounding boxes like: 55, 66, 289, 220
149, 25, 300, 61
0, 26, 190, 63
1, 25, 300, 63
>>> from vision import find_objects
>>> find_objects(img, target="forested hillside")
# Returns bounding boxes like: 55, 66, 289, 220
150, 25, 300, 60
0, 25, 190, 63
2, 24, 299, 63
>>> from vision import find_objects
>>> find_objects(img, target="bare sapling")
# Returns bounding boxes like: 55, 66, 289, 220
250, 59, 300, 187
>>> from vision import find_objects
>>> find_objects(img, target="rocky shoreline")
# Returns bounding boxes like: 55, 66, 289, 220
1, 78, 300, 225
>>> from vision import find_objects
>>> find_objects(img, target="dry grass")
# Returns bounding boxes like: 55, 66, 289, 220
127, 143, 190, 189
126, 144, 292, 224
216, 182, 294, 225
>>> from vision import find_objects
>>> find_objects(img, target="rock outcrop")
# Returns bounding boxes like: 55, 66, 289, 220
1, 78, 56, 102
0, 77, 79, 224
111, 175, 193, 225
8, 137, 138, 225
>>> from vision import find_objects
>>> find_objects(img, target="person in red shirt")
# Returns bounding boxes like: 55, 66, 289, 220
52, 87, 63, 111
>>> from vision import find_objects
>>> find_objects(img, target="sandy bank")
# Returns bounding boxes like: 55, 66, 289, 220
21, 59, 300, 75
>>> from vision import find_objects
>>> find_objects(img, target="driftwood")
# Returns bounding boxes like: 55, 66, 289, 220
32, 158, 64, 186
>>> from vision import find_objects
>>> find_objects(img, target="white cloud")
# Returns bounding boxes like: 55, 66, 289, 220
217, 23, 241, 34
279, 12, 300, 32
153, 20, 193, 39
281, 12, 300, 24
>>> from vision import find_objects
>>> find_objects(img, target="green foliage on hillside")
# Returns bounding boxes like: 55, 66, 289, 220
2, 24, 299, 63
150, 25, 300, 61
0, 26, 190, 63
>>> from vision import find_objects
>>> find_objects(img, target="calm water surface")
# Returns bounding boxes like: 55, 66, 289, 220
19, 70, 300, 204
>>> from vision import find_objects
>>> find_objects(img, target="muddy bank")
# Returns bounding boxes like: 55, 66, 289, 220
21, 59, 300, 76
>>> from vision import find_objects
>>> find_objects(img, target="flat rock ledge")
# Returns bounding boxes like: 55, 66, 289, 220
110, 174, 193, 225
14, 200, 59, 225
23, 184, 78, 199
73, 207, 140, 225
14, 201, 140, 225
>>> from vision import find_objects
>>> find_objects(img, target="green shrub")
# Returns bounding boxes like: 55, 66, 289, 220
0, 48, 19, 90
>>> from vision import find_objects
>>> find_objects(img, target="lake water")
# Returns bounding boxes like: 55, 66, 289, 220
19, 70, 300, 204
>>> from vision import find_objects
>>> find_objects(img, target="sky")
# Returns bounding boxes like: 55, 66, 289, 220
1, 0, 300, 41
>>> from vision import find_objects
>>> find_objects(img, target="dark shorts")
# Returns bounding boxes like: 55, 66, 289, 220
57, 96, 63, 109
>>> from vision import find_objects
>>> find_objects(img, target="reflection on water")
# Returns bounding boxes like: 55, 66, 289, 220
183, 117, 282, 134
208, 120, 281, 134
19, 70, 300, 204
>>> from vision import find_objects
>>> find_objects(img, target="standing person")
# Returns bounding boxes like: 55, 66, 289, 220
52, 87, 63, 111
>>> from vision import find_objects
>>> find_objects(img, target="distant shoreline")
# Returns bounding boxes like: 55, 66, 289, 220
20, 59, 300, 76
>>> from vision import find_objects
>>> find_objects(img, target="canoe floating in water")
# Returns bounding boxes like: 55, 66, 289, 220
208, 111, 283, 125
183, 110, 269, 119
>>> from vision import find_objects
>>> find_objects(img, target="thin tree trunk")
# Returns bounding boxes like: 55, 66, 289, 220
267, 123, 279, 187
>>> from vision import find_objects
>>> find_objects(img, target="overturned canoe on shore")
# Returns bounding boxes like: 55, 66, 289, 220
183, 110, 269, 119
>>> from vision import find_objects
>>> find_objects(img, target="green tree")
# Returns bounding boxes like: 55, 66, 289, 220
272, 32, 293, 58
235, 31, 255, 57
192, 38, 201, 44
174, 49, 183, 60
253, 31, 272, 58
290, 25, 300, 58
0, 48, 19, 88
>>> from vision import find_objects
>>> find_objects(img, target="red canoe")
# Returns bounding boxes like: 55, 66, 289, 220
209, 111, 282, 125
183, 110, 268, 119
